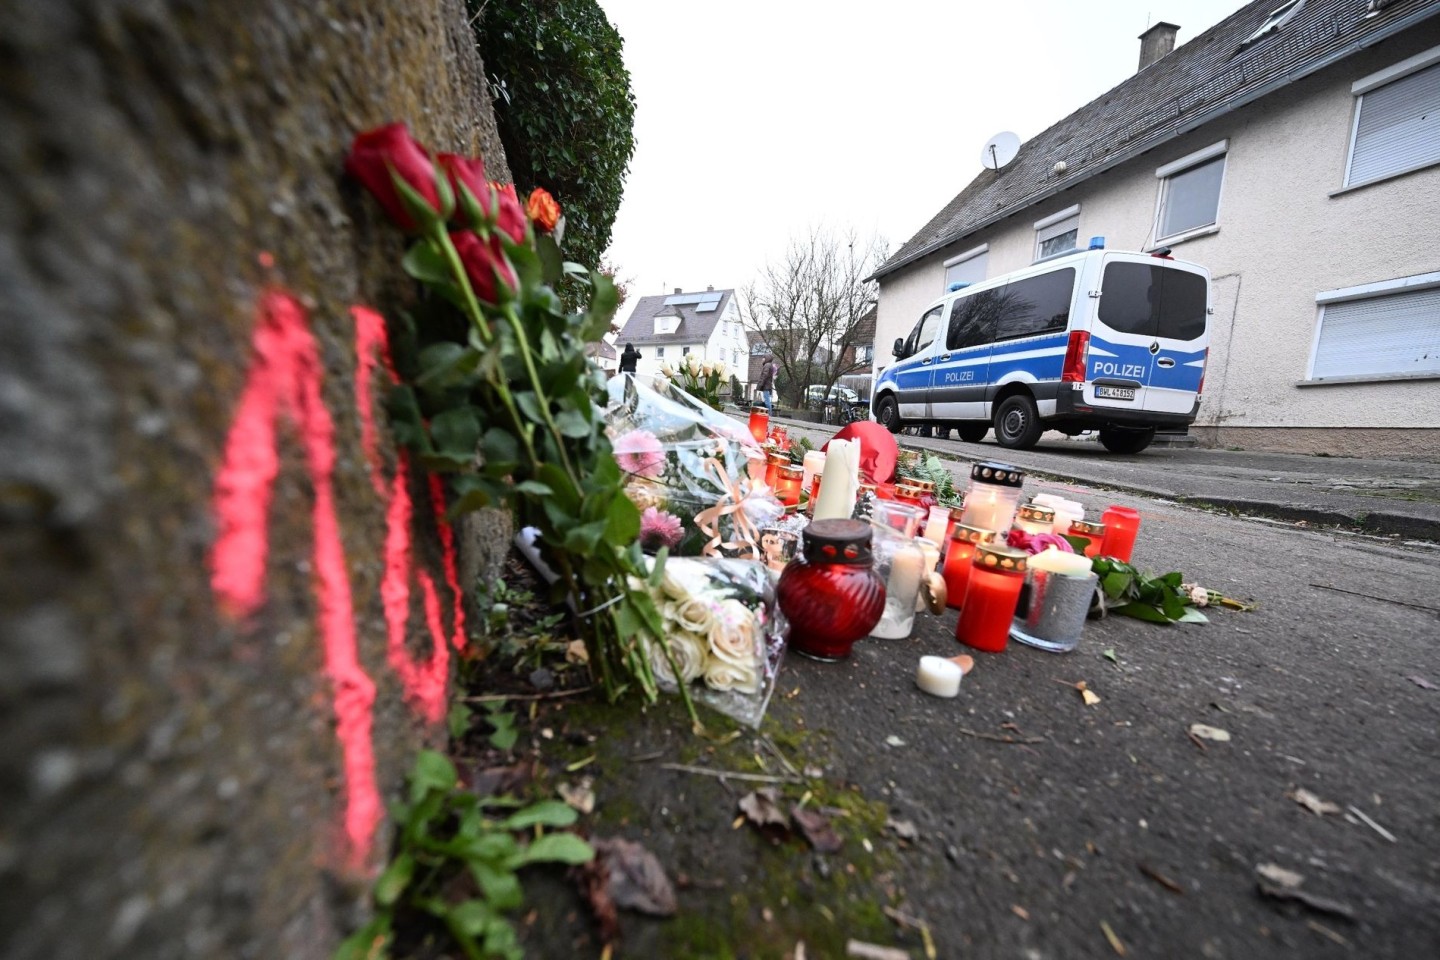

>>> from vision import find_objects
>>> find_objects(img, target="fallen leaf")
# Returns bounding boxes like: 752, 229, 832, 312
1082, 688, 1102, 706
886, 817, 919, 842
1257, 881, 1356, 921
1256, 863, 1304, 889
593, 836, 677, 917
1406, 675, 1437, 690
1103, 648, 1118, 664
845, 941, 908, 960
558, 779, 595, 815
792, 806, 843, 853
565, 639, 589, 665
885, 735, 906, 747
739, 787, 791, 831
1100, 920, 1127, 956
576, 856, 620, 943
1288, 787, 1341, 816
1188, 723, 1231, 742
1011, 904, 1030, 921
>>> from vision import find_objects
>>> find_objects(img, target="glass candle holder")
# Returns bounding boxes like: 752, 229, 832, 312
775, 463, 804, 507
870, 499, 925, 538
874, 482, 897, 501
942, 524, 996, 610
808, 474, 822, 514
1068, 519, 1107, 558
945, 506, 966, 549
1049, 499, 1084, 535
1010, 567, 1098, 653
748, 405, 769, 443
869, 533, 924, 640
767, 425, 788, 448
894, 483, 925, 509
959, 461, 1025, 533
765, 451, 790, 490
777, 519, 886, 661
920, 504, 949, 546
1013, 502, 1056, 536
913, 536, 941, 612
759, 526, 800, 573
955, 545, 1028, 653
801, 450, 826, 494
1100, 506, 1141, 562
908, 477, 940, 510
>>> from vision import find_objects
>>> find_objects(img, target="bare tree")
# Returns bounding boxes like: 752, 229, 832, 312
740, 226, 887, 408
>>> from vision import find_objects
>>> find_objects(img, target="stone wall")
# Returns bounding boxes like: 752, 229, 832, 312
0, 2, 509, 957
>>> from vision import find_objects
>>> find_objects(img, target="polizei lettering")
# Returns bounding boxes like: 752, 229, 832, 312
1092, 361, 1146, 378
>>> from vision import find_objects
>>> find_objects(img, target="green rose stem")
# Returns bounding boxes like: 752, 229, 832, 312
426, 225, 698, 726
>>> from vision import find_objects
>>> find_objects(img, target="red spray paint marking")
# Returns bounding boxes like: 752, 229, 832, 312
352, 306, 461, 718
429, 473, 467, 652
209, 291, 380, 867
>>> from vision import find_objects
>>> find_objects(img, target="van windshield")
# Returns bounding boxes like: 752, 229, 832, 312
1098, 263, 1207, 342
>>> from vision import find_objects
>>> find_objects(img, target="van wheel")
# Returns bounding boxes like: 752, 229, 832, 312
956, 423, 989, 443
875, 395, 902, 434
1099, 427, 1156, 454
993, 395, 1042, 450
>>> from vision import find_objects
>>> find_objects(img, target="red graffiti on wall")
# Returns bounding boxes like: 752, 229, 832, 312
209, 292, 466, 867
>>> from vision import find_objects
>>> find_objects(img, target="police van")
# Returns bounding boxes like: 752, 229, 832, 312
872, 244, 1210, 454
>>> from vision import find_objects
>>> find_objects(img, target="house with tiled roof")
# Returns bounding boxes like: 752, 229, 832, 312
613, 286, 749, 385
871, 0, 1440, 456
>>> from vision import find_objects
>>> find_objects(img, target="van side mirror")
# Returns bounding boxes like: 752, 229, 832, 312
892, 337, 906, 358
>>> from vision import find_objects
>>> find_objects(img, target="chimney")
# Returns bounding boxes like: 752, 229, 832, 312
674, 287, 682, 294
706, 285, 714, 291
1137, 22, 1179, 72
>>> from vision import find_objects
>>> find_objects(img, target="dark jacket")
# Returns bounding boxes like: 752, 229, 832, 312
619, 345, 640, 373
756, 361, 777, 391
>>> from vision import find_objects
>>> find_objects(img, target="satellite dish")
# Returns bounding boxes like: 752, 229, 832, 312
980, 131, 1021, 171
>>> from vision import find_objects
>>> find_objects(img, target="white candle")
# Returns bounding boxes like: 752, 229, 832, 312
960, 487, 1007, 531
916, 656, 963, 698
913, 538, 941, 612
1027, 547, 1094, 576
1050, 500, 1084, 535
888, 541, 925, 602
922, 505, 949, 545
812, 439, 859, 521
1031, 493, 1065, 508
801, 450, 826, 493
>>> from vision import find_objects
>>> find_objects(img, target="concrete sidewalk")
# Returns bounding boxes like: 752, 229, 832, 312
763, 416, 1440, 543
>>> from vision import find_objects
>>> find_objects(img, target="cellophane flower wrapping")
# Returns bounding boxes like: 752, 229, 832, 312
606, 375, 783, 560
643, 556, 786, 728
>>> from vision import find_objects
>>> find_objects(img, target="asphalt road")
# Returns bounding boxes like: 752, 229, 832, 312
520, 427, 1440, 958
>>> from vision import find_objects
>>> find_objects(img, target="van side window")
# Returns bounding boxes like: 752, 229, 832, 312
1099, 263, 1207, 341
947, 288, 1003, 350
913, 306, 943, 355
993, 268, 1075, 341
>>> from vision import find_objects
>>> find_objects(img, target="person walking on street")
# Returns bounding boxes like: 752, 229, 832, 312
756, 354, 778, 413
619, 342, 640, 375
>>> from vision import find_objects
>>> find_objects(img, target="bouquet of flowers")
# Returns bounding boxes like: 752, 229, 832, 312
607, 376, 783, 560
642, 556, 785, 727
656, 353, 728, 410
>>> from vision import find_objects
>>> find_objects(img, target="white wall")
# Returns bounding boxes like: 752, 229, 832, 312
874, 29, 1440, 438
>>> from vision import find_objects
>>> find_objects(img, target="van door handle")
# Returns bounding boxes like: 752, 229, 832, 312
940, 354, 952, 361
920, 358, 932, 365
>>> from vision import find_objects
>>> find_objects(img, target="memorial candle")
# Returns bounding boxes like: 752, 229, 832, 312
801, 450, 827, 494
1068, 519, 1107, 558
1013, 502, 1056, 536
1100, 506, 1141, 562
812, 439, 859, 521
942, 524, 995, 610
748, 404, 769, 443
955, 546, 1028, 653
922, 504, 950, 545
776, 464, 804, 507
765, 451, 789, 490
958, 461, 1025, 533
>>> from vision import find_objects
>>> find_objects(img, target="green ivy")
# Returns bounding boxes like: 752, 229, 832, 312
471, 0, 636, 289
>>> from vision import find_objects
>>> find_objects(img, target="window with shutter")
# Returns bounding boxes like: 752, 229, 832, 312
1346, 52, 1440, 188
1307, 273, 1440, 382
943, 245, 989, 290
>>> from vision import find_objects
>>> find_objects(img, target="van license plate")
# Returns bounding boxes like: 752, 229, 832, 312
1096, 386, 1136, 401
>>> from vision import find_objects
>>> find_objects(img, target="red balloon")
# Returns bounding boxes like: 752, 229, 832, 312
823, 421, 899, 485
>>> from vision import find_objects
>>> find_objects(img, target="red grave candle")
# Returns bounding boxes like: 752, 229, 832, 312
776, 464, 804, 507
777, 519, 886, 661
765, 451, 789, 490
955, 546, 1028, 653
748, 405, 769, 443
942, 524, 996, 610
1100, 506, 1141, 562
1068, 519, 1107, 559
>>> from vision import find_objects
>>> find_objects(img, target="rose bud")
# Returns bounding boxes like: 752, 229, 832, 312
526, 187, 562, 234
449, 230, 517, 306
344, 123, 447, 232
487, 181, 529, 244
436, 153, 488, 227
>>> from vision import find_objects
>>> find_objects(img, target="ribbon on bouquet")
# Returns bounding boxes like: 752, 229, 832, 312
694, 456, 763, 561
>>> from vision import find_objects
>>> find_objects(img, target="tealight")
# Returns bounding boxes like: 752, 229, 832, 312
916, 656, 963, 698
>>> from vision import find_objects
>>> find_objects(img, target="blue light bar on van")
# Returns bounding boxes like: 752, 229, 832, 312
947, 281, 971, 292
1088, 236, 1105, 250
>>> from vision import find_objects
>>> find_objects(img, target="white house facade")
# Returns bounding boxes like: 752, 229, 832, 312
871, 0, 1440, 457
614, 286, 749, 388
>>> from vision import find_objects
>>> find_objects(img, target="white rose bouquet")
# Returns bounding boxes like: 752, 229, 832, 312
644, 556, 785, 727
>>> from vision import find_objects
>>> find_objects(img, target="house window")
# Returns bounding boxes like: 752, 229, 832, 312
732, 349, 739, 366
1307, 272, 1440, 382
1345, 46, 1440, 188
1154, 141, 1227, 241
943, 244, 988, 290
656, 346, 665, 358
1033, 206, 1079, 261
682, 345, 690, 355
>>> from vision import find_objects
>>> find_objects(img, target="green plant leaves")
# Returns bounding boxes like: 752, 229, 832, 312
520, 832, 595, 865
410, 750, 458, 801
501, 800, 578, 831
374, 852, 415, 907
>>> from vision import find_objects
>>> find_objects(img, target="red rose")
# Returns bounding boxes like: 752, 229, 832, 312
436, 153, 488, 225
450, 230, 517, 306
344, 123, 443, 232
489, 181, 528, 244
526, 187, 562, 234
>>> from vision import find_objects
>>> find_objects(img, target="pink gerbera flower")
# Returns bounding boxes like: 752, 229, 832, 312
639, 507, 684, 551
613, 429, 666, 479
1007, 528, 1075, 555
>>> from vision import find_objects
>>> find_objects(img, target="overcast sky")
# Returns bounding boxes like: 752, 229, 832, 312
596, 0, 1246, 312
